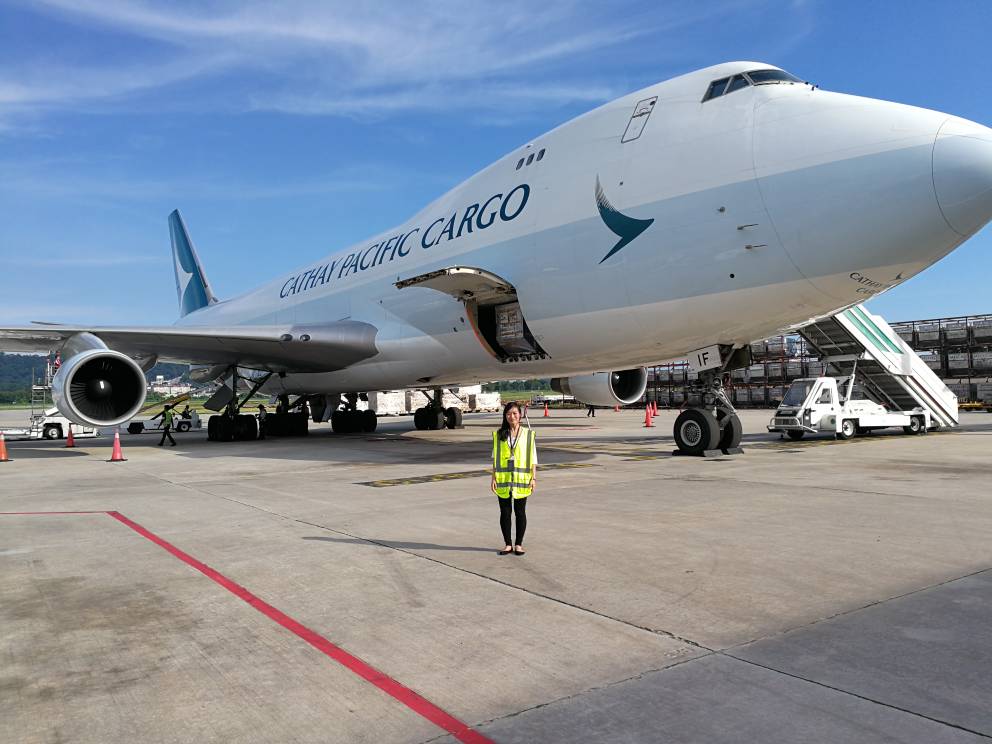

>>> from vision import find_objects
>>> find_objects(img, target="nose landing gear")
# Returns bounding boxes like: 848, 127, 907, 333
672, 348, 746, 457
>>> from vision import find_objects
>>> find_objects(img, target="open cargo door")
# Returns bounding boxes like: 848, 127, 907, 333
396, 266, 549, 363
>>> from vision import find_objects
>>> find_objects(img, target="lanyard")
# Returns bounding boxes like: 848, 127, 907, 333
508, 428, 521, 456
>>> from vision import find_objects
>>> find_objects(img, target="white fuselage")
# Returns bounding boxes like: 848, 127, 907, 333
174, 61, 992, 396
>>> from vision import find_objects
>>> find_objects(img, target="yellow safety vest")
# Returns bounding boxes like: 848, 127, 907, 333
492, 428, 535, 499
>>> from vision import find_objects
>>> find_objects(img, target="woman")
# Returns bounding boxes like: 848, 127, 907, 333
491, 401, 537, 555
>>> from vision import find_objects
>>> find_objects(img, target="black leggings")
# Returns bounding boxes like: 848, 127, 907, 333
498, 496, 527, 546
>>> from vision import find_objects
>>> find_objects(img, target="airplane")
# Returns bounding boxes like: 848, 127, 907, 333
2, 61, 991, 455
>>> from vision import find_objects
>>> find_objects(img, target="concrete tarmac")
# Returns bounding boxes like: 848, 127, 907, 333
1, 408, 991, 743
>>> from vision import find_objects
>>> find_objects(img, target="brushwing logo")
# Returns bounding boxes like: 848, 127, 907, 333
595, 177, 654, 263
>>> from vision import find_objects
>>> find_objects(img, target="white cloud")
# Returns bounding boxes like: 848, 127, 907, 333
2, 0, 672, 123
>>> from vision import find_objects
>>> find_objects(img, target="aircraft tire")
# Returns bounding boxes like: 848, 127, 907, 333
786, 430, 804, 441
236, 414, 258, 441
673, 409, 720, 456
429, 409, 445, 431
214, 416, 234, 442
413, 408, 427, 430
717, 413, 743, 450
444, 407, 462, 429
331, 410, 347, 434
362, 410, 377, 433
294, 412, 309, 436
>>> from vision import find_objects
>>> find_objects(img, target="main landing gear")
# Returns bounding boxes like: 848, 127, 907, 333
413, 388, 463, 431
673, 371, 744, 457
330, 392, 378, 434
207, 369, 274, 442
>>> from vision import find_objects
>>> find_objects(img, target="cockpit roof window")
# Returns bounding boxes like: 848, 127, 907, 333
745, 69, 802, 85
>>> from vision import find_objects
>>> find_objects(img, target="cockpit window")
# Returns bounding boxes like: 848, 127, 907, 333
702, 77, 730, 102
725, 74, 750, 95
745, 69, 802, 85
702, 74, 753, 102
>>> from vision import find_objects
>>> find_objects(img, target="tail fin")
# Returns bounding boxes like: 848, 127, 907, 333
169, 210, 219, 317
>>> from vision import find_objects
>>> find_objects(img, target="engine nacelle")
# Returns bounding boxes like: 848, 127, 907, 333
51, 333, 147, 427
550, 368, 647, 407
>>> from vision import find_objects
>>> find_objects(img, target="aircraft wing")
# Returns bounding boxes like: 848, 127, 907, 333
0, 320, 378, 373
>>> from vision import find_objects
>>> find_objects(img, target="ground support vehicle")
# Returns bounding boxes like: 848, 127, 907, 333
125, 410, 202, 435
769, 376, 930, 440
0, 408, 99, 441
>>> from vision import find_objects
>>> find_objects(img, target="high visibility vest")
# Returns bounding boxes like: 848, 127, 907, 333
492, 428, 535, 499
163, 410, 175, 426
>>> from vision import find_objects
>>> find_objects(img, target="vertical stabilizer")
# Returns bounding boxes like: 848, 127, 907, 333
169, 210, 219, 317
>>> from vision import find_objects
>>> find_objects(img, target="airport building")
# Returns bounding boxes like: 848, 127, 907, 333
645, 313, 992, 408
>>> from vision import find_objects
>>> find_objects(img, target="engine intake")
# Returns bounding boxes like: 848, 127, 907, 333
51, 333, 147, 427
550, 368, 647, 407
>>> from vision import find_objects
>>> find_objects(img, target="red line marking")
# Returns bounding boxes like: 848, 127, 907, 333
102, 511, 492, 744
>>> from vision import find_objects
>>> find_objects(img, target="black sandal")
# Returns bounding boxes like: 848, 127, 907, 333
513, 547, 526, 555
498, 548, 513, 555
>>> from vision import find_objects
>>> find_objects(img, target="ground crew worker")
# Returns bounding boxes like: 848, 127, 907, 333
157, 404, 176, 447
491, 401, 537, 555
257, 404, 268, 440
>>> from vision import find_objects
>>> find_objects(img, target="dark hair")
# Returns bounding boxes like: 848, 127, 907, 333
498, 401, 522, 441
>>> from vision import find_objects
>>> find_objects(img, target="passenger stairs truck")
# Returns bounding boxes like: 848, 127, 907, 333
768, 304, 958, 440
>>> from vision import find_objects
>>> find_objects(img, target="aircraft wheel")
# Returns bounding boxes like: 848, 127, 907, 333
838, 419, 856, 440
903, 415, 924, 435
444, 407, 462, 429
429, 409, 445, 431
413, 408, 427, 430
362, 409, 377, 433
295, 411, 310, 436
786, 430, 804, 441
215, 416, 234, 442
673, 409, 720, 456
717, 413, 743, 450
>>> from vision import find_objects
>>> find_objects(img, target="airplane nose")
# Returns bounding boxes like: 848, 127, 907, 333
932, 118, 992, 237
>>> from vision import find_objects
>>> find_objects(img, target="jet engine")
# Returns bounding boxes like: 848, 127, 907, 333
550, 368, 647, 407
51, 333, 147, 427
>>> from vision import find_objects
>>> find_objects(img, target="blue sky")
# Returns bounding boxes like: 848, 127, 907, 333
1, 0, 990, 327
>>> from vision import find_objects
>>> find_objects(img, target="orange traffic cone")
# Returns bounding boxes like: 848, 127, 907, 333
652, 401, 659, 416
65, 424, 75, 448
108, 431, 127, 462
0, 432, 10, 462
643, 407, 654, 428
543, 403, 549, 417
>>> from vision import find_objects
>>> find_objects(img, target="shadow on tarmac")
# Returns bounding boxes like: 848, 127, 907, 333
301, 535, 494, 553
